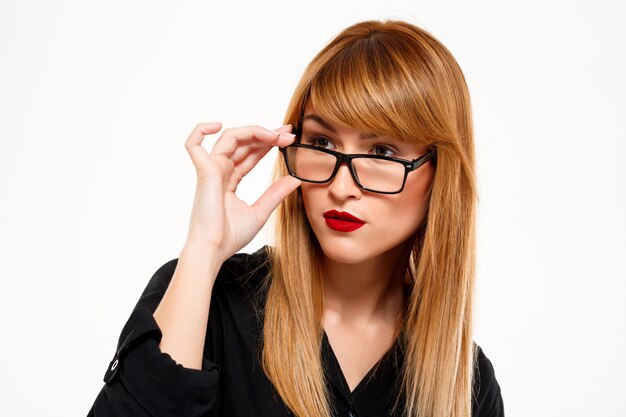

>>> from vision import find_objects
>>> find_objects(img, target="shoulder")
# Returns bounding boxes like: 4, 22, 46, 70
214, 245, 272, 291
206, 245, 273, 316
472, 344, 505, 417
142, 246, 271, 307
153, 245, 271, 285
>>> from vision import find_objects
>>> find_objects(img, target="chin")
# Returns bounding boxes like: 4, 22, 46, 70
315, 234, 379, 265
320, 246, 371, 265
313, 223, 418, 266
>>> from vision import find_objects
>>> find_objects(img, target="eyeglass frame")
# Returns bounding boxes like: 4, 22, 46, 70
279, 139, 436, 195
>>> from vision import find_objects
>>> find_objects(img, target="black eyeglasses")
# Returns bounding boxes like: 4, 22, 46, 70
279, 143, 435, 194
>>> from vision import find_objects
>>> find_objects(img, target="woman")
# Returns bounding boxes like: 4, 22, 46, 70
89, 19, 504, 417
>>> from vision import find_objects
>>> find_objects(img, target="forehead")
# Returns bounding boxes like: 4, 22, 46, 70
301, 101, 431, 155
301, 101, 366, 133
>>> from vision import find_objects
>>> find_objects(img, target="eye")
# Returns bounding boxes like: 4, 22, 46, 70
370, 144, 397, 158
304, 135, 335, 150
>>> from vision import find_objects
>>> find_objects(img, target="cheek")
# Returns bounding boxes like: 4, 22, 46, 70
374, 196, 425, 241
385, 169, 434, 233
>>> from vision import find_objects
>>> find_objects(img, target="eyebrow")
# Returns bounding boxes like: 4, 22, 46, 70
302, 114, 378, 139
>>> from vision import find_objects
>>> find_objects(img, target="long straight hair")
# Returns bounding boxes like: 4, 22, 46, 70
262, 20, 477, 417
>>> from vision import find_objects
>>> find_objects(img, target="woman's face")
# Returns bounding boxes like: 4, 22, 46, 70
299, 102, 436, 265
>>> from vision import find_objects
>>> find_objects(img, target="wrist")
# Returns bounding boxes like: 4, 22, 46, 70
179, 241, 227, 274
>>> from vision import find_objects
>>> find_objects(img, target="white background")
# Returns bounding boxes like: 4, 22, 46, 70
1, 1, 624, 416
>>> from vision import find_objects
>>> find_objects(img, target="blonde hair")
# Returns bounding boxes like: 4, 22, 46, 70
262, 19, 477, 417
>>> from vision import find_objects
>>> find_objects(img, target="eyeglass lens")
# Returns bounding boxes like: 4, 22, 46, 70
285, 146, 405, 193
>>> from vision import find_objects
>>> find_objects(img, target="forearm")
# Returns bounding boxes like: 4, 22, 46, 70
153, 241, 223, 370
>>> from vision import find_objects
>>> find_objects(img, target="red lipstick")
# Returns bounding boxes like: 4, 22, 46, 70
323, 210, 365, 232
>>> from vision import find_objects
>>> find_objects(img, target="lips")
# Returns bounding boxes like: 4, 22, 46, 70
323, 210, 365, 232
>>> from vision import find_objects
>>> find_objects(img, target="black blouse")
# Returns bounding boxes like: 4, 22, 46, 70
88, 246, 504, 417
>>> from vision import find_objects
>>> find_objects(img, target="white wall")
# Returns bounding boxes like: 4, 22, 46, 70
1, 1, 624, 416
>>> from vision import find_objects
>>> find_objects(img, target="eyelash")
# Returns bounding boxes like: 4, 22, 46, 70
302, 135, 399, 158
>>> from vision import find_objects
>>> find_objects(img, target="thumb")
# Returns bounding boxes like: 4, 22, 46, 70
251, 176, 302, 224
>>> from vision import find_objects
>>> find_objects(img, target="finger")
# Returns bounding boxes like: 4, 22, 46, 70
233, 124, 293, 152
274, 124, 293, 133
224, 147, 270, 192
230, 144, 279, 185
227, 126, 295, 189
251, 175, 302, 224
211, 125, 294, 157
185, 122, 223, 168
230, 130, 295, 167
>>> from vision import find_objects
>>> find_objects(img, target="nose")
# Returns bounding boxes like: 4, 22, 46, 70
328, 162, 362, 200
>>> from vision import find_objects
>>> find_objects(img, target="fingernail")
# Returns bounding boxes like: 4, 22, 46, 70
271, 124, 292, 132
280, 132, 296, 139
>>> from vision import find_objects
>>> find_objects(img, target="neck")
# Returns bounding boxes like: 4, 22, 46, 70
321, 242, 412, 326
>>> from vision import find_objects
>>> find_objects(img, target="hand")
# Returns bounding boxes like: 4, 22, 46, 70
183, 122, 301, 263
